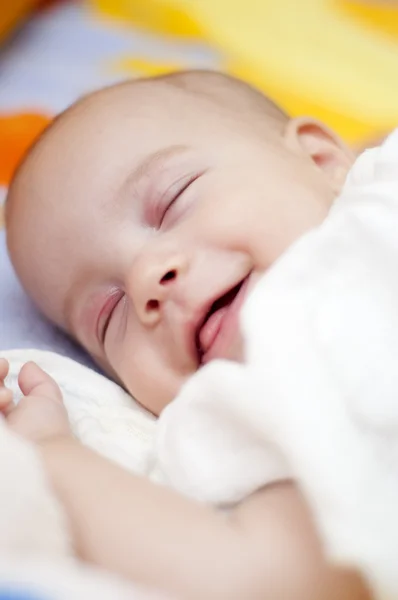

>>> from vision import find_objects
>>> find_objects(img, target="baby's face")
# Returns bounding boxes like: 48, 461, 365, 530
7, 79, 353, 414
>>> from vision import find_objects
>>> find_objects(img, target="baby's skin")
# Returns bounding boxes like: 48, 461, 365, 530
2, 71, 368, 599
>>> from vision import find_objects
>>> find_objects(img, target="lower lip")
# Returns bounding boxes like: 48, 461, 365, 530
201, 275, 251, 364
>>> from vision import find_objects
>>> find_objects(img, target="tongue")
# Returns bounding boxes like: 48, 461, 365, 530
199, 306, 229, 355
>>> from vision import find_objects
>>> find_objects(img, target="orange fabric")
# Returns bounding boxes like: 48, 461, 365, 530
0, 113, 51, 186
0, 0, 39, 39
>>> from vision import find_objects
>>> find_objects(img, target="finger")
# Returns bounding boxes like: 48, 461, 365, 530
0, 358, 9, 383
0, 387, 14, 416
18, 362, 63, 404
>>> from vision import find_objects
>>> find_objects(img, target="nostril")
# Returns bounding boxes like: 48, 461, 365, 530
146, 299, 159, 312
160, 270, 177, 285
145, 270, 176, 315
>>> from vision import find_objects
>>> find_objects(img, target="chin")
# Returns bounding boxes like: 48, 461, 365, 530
225, 337, 244, 364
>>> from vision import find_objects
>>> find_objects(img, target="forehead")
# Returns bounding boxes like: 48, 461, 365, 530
30, 80, 263, 228
36, 82, 232, 191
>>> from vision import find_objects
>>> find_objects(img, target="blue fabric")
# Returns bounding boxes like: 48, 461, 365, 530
0, 590, 49, 600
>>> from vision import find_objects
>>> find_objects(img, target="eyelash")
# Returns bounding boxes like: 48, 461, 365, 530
99, 291, 124, 345
158, 172, 200, 228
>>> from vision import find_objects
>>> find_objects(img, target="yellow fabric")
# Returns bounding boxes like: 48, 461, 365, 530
90, 0, 204, 38
89, 0, 398, 145
109, 57, 186, 78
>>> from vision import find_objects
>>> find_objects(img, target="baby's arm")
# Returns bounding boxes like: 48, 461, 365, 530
40, 436, 368, 600
0, 361, 369, 600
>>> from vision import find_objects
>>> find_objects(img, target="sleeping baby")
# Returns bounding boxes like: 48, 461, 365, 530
0, 70, 386, 600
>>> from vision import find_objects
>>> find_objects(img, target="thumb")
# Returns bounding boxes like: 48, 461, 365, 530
18, 362, 63, 404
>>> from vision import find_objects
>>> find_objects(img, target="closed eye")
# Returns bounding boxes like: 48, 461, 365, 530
159, 172, 202, 229
97, 290, 124, 345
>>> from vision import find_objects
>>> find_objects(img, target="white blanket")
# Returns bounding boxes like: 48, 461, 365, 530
0, 350, 164, 599
153, 130, 398, 599
4, 348, 156, 474
4, 131, 398, 598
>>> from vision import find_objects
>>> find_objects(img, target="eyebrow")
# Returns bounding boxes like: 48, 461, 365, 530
117, 144, 191, 210
62, 144, 190, 334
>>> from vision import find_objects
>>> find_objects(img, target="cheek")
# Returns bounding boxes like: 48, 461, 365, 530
197, 178, 330, 270
192, 185, 277, 268
111, 334, 183, 415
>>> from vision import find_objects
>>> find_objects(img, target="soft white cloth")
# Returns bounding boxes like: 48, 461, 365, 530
0, 557, 167, 600
4, 348, 156, 475
0, 416, 72, 558
153, 130, 398, 599
0, 415, 165, 600
0, 350, 163, 599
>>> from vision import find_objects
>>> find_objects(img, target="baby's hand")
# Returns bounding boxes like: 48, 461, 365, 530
0, 358, 72, 444
0, 358, 14, 415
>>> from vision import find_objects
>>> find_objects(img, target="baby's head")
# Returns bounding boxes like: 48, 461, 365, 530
5, 71, 354, 414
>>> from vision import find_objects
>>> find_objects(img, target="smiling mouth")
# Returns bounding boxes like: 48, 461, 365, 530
195, 280, 245, 363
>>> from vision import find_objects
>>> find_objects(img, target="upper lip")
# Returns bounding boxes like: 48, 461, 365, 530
184, 278, 246, 365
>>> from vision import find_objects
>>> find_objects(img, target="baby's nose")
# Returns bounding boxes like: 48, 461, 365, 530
127, 252, 187, 326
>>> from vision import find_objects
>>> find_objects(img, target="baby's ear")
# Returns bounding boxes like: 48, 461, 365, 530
284, 117, 355, 193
